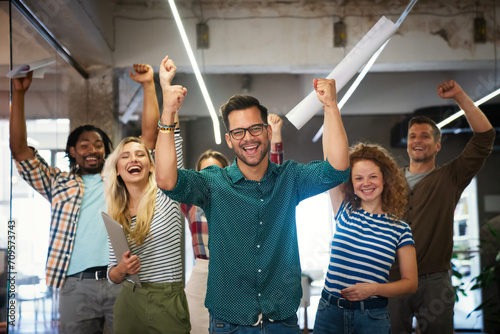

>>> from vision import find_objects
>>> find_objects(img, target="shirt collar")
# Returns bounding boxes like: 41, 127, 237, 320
227, 157, 279, 183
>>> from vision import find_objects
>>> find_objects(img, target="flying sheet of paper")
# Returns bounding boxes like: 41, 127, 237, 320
6, 58, 55, 79
286, 16, 398, 130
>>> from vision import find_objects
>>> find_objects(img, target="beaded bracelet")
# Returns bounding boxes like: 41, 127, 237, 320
158, 120, 177, 133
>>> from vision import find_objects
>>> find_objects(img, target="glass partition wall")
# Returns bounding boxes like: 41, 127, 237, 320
1, 2, 88, 332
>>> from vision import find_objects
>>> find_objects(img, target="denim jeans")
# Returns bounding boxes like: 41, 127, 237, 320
209, 314, 301, 334
313, 295, 391, 334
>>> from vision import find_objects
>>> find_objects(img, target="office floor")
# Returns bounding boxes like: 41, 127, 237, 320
8, 296, 487, 334
8, 298, 58, 334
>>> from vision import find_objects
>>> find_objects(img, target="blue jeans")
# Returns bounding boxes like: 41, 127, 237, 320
313, 294, 391, 334
209, 314, 301, 334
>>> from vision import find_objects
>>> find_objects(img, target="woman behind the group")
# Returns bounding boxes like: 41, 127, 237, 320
103, 133, 190, 333
181, 149, 229, 334
314, 143, 418, 334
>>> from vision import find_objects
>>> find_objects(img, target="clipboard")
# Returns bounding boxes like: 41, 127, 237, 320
101, 212, 142, 287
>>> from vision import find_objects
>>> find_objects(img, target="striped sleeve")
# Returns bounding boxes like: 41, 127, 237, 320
107, 237, 119, 284
397, 221, 415, 249
174, 128, 183, 169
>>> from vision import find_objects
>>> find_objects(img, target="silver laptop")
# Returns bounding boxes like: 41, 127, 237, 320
101, 212, 142, 287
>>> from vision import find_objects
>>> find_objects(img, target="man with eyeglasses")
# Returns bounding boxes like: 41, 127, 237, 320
155, 61, 350, 333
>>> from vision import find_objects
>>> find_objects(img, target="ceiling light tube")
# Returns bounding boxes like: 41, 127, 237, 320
167, 0, 222, 144
437, 87, 500, 128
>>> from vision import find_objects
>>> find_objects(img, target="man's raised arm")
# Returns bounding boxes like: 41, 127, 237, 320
315, 78, 349, 171
10, 71, 35, 162
155, 56, 187, 190
437, 80, 493, 133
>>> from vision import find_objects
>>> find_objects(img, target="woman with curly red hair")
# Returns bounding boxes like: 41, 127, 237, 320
314, 143, 418, 334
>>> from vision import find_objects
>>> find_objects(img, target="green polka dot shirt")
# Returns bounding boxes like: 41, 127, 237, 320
163, 158, 349, 325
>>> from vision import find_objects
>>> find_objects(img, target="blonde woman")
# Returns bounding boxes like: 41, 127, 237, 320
103, 57, 190, 333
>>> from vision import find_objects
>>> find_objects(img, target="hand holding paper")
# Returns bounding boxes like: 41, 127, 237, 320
6, 58, 55, 79
12, 69, 33, 94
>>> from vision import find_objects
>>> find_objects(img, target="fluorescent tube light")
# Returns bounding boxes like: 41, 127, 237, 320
167, 0, 222, 144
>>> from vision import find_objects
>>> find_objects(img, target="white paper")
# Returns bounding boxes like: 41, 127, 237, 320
286, 16, 398, 129
6, 58, 55, 79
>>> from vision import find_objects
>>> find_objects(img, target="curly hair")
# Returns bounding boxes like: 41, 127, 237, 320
343, 142, 408, 220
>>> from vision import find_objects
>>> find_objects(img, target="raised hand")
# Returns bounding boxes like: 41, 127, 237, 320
163, 85, 187, 113
437, 80, 464, 100
129, 63, 154, 85
314, 78, 338, 108
159, 55, 177, 88
267, 114, 283, 131
12, 69, 33, 94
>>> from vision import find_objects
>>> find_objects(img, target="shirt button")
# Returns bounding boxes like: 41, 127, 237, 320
257, 245, 260, 248
258, 293, 261, 297
260, 199, 263, 202
258, 269, 262, 273
260, 222, 263, 225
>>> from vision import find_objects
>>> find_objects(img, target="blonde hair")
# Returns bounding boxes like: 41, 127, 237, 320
343, 142, 408, 220
103, 137, 156, 246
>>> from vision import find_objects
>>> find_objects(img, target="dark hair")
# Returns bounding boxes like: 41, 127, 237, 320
196, 150, 229, 171
408, 116, 441, 142
65, 125, 113, 171
220, 95, 268, 131
343, 142, 408, 220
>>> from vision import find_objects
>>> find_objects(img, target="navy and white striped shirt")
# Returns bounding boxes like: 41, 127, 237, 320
108, 188, 183, 283
324, 201, 414, 299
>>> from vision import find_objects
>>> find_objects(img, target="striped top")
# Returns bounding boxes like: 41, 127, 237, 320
107, 129, 183, 283
324, 201, 414, 299
108, 189, 183, 283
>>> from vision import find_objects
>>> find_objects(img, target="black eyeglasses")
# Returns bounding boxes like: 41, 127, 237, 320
228, 123, 268, 140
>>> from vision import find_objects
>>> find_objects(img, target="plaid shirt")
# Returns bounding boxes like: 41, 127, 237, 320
16, 150, 86, 288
